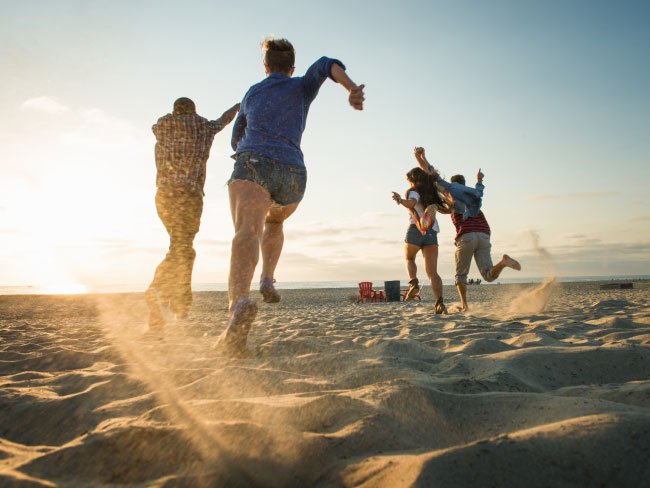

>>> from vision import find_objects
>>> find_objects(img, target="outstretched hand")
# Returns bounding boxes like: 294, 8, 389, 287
414, 146, 437, 176
477, 168, 484, 182
391, 191, 402, 205
222, 103, 241, 124
349, 84, 365, 110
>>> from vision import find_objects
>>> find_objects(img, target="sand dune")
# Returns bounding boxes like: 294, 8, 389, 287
1, 281, 649, 487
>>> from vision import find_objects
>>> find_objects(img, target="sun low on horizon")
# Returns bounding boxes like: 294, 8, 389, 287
1, 1, 649, 292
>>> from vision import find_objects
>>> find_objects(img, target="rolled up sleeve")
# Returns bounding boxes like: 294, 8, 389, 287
302, 56, 346, 100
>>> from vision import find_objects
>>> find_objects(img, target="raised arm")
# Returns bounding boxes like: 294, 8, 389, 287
330, 63, 365, 111
214, 103, 240, 128
413, 147, 439, 178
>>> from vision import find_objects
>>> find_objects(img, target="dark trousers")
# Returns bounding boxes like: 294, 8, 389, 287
149, 186, 203, 314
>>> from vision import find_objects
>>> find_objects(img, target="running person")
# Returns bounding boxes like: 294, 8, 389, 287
147, 97, 239, 332
447, 171, 521, 311
413, 147, 521, 312
217, 38, 365, 356
392, 165, 452, 313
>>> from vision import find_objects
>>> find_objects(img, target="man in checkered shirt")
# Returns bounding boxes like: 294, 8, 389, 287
146, 97, 239, 332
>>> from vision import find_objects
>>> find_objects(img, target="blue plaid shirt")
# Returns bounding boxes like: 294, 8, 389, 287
231, 56, 345, 167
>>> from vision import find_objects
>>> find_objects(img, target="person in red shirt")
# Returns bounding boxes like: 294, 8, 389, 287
448, 170, 521, 311
413, 148, 521, 312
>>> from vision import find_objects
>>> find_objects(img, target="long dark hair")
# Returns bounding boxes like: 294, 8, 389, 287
405, 167, 445, 208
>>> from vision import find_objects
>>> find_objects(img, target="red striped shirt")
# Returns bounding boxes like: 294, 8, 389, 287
451, 211, 491, 241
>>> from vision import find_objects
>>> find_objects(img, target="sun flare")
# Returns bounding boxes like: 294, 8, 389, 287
40, 283, 89, 295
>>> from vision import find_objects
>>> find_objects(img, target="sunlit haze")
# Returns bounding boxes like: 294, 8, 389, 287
1, 0, 649, 292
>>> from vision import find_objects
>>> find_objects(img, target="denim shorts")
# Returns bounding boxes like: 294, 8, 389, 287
404, 224, 439, 247
228, 152, 307, 206
455, 232, 494, 284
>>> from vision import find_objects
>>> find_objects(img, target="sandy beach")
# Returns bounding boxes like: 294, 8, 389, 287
1, 280, 649, 487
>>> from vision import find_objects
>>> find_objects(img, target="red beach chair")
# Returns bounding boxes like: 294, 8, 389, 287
400, 287, 422, 301
358, 282, 385, 303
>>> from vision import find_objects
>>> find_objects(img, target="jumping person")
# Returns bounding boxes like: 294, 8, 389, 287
392, 166, 451, 313
414, 147, 521, 312
146, 97, 239, 332
218, 37, 365, 357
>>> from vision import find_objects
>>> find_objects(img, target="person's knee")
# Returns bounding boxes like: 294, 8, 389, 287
169, 238, 195, 253
428, 273, 441, 286
233, 226, 261, 244
184, 247, 197, 260
480, 267, 496, 282
264, 217, 284, 230
266, 203, 298, 225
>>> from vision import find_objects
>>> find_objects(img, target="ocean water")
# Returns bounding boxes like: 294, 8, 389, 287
1, 276, 648, 295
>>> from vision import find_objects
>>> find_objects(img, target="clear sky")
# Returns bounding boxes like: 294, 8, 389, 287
1, 0, 649, 291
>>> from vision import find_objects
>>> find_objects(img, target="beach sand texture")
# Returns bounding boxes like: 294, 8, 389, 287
1, 281, 649, 487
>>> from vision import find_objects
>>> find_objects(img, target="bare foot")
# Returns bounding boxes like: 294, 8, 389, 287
502, 254, 521, 271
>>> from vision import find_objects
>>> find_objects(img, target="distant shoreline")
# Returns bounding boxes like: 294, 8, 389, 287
0, 276, 648, 297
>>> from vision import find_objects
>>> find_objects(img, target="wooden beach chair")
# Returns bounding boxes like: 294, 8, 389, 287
358, 282, 385, 303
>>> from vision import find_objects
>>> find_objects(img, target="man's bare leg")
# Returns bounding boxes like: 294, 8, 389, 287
227, 180, 271, 312
487, 254, 521, 281
456, 282, 469, 312
258, 204, 299, 303
260, 204, 299, 282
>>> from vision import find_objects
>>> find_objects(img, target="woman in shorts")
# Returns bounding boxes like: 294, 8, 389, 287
392, 167, 451, 313
218, 37, 365, 357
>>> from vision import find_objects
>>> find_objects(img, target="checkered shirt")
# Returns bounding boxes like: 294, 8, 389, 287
152, 113, 225, 195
